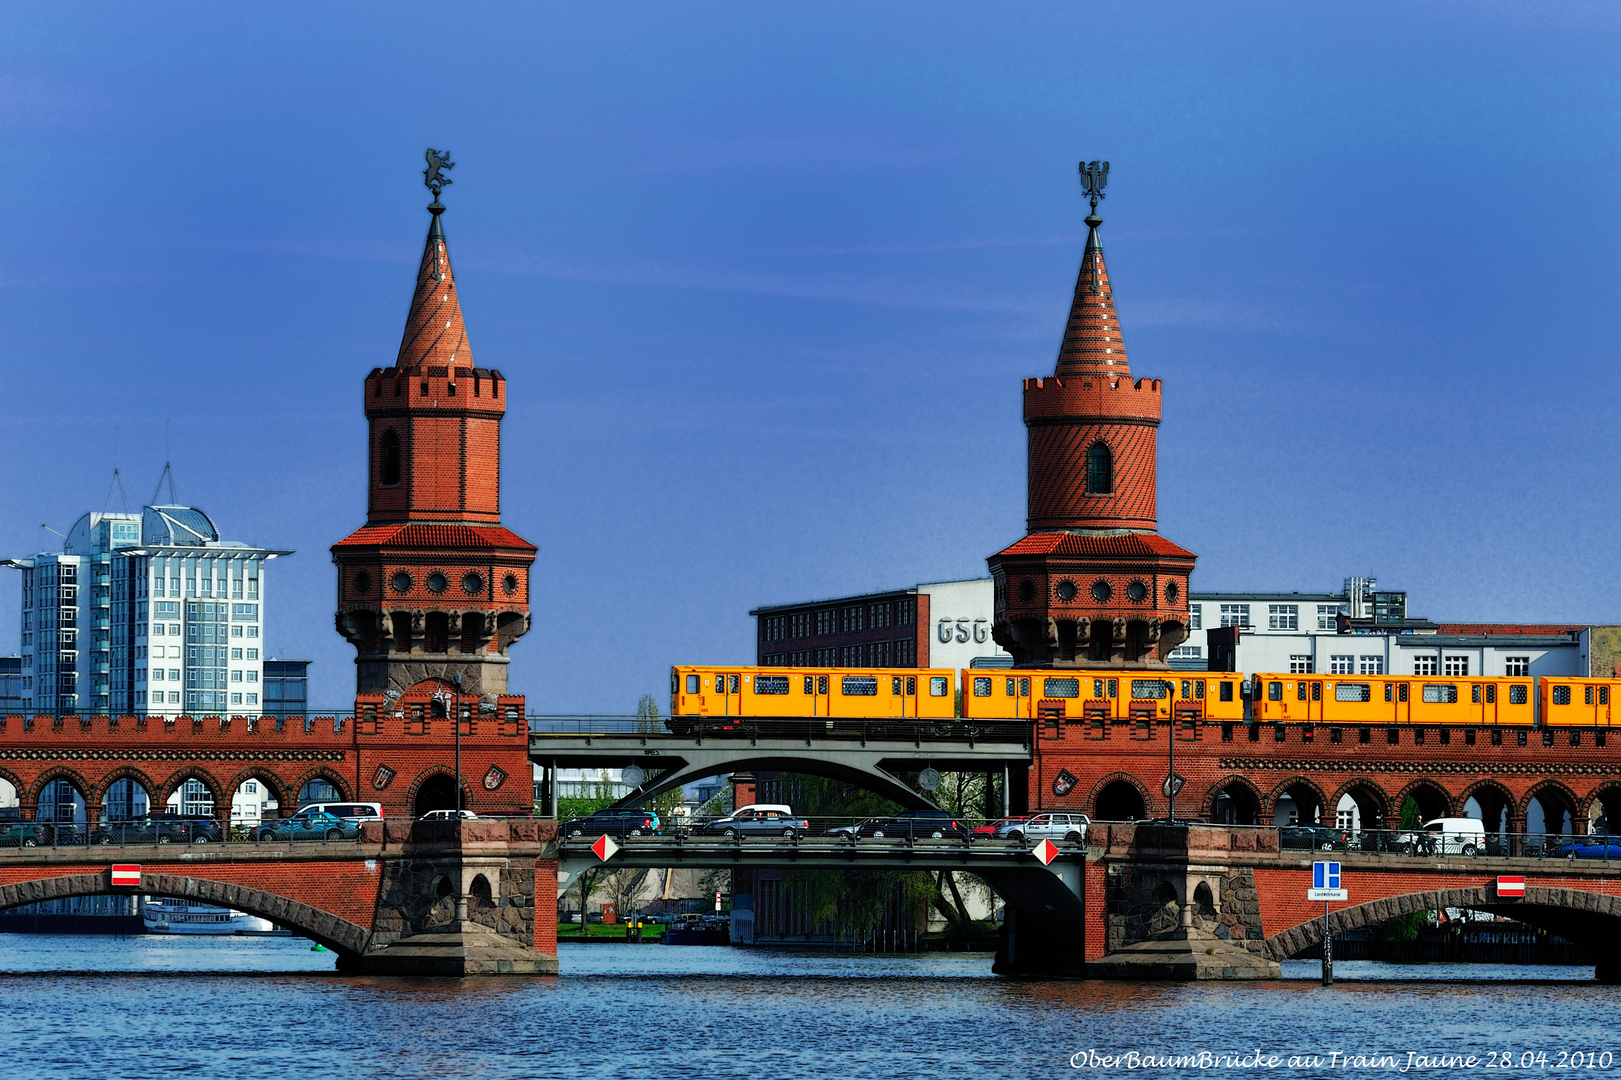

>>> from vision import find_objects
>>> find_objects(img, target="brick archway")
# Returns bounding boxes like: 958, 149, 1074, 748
1326, 778, 1392, 830
0, 764, 25, 805
0, 872, 371, 955
87, 766, 161, 810
1390, 777, 1455, 821
1265, 776, 1329, 826
1088, 772, 1152, 821
1206, 775, 1263, 825
1520, 779, 1581, 824
25, 767, 92, 811
288, 766, 353, 808
1263, 885, 1621, 970
155, 768, 227, 814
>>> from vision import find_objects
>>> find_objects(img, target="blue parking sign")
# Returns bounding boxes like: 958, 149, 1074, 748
1313, 861, 1341, 889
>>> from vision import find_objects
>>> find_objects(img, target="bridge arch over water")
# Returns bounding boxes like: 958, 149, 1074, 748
0, 872, 372, 956
1261, 885, 1621, 980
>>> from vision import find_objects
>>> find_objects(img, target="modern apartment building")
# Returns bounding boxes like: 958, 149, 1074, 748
4, 505, 291, 715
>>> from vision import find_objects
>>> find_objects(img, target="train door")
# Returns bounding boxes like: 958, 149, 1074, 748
801, 673, 830, 717
715, 672, 742, 716
889, 675, 919, 718
1004, 675, 1033, 720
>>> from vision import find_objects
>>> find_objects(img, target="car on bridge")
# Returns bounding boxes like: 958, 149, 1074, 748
561, 808, 662, 838
696, 806, 809, 839
846, 810, 966, 841
973, 815, 1032, 838
0, 820, 54, 847
995, 812, 1089, 843
92, 814, 222, 846
1555, 838, 1621, 859
1280, 825, 1352, 851
252, 809, 360, 843
1394, 817, 1486, 856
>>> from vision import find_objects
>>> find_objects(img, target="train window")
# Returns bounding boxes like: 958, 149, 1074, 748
803, 675, 815, 695
1195, 681, 1205, 700
1296, 682, 1307, 702
1267, 681, 1283, 701
755, 676, 790, 695
1586, 686, 1595, 706
1335, 683, 1371, 702
1510, 684, 1528, 705
1384, 683, 1393, 702
1021, 678, 1032, 698
1421, 685, 1458, 704
1552, 685, 1572, 706
1471, 685, 1481, 704
841, 676, 877, 696
1603, 687, 1611, 705
892, 677, 903, 695
1312, 682, 1322, 702
1044, 678, 1081, 699
1180, 680, 1191, 698
972, 676, 992, 698
929, 677, 947, 697
1130, 680, 1169, 700
817, 675, 829, 695
1107, 679, 1117, 698
1399, 684, 1409, 702
1219, 681, 1233, 703
686, 675, 700, 694
727, 675, 740, 693
1005, 677, 1016, 697
1486, 685, 1496, 704
1094, 679, 1105, 698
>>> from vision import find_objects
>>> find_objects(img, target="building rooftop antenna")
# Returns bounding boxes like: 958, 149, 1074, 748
104, 427, 131, 514
152, 420, 178, 504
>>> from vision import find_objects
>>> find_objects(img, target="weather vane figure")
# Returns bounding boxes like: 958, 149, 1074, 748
424, 148, 455, 206
1079, 160, 1109, 212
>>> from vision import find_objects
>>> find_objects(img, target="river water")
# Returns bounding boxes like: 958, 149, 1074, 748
2, 936, 1617, 1078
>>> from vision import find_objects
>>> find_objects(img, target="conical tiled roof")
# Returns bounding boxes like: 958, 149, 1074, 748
1053, 213, 1130, 377
395, 207, 474, 371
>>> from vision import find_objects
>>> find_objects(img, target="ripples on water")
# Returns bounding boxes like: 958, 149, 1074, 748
1, 936, 1617, 1079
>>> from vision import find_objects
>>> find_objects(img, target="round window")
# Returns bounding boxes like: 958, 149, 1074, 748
1091, 579, 1112, 602
462, 572, 484, 595
426, 572, 448, 593
1165, 581, 1180, 603
1017, 579, 1036, 603
391, 572, 412, 594
353, 571, 372, 596
502, 573, 520, 596
1127, 581, 1147, 602
1056, 580, 1077, 602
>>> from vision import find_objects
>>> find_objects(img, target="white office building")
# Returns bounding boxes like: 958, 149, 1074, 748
6, 505, 290, 716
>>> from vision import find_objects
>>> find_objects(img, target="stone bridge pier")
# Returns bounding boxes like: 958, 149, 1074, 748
353, 818, 559, 975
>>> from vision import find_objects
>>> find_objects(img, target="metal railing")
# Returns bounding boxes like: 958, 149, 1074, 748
0, 820, 368, 852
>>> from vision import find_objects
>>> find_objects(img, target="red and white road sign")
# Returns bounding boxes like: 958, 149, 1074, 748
590, 835, 619, 862
110, 865, 141, 887
1033, 839, 1060, 866
1496, 875, 1526, 897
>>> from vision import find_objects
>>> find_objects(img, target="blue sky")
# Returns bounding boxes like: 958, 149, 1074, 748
1, 3, 1617, 712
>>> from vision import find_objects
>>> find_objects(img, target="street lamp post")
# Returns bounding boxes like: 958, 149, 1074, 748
453, 674, 462, 814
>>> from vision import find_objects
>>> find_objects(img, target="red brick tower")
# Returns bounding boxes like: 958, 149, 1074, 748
332, 169, 537, 708
988, 163, 1195, 668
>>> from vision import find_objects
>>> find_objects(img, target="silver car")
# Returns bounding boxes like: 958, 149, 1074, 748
996, 812, 1090, 843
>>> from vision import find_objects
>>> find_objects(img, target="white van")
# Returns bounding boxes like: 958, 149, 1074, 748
1397, 817, 1486, 856
297, 801, 383, 823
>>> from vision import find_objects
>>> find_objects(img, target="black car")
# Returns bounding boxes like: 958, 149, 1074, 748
0, 820, 54, 847
1280, 825, 1349, 851
561, 808, 661, 839
855, 810, 966, 841
92, 813, 222, 846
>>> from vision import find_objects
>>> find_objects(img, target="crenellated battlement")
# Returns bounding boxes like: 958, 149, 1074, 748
364, 365, 506, 418
1023, 374, 1163, 423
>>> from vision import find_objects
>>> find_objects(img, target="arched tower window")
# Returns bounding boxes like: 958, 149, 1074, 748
1085, 441, 1113, 494
380, 429, 401, 487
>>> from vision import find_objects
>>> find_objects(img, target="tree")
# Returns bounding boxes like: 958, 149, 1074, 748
635, 693, 661, 734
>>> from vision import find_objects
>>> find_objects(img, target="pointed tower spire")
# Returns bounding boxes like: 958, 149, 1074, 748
1055, 161, 1129, 377
395, 197, 474, 372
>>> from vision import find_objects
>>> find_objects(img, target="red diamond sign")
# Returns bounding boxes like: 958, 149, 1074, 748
1033, 839, 1059, 866
590, 835, 619, 862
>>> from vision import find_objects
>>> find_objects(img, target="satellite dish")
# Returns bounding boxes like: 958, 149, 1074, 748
918, 768, 941, 792
622, 765, 646, 789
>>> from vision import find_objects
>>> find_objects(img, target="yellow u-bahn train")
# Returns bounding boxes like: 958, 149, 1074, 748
670, 665, 1620, 728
